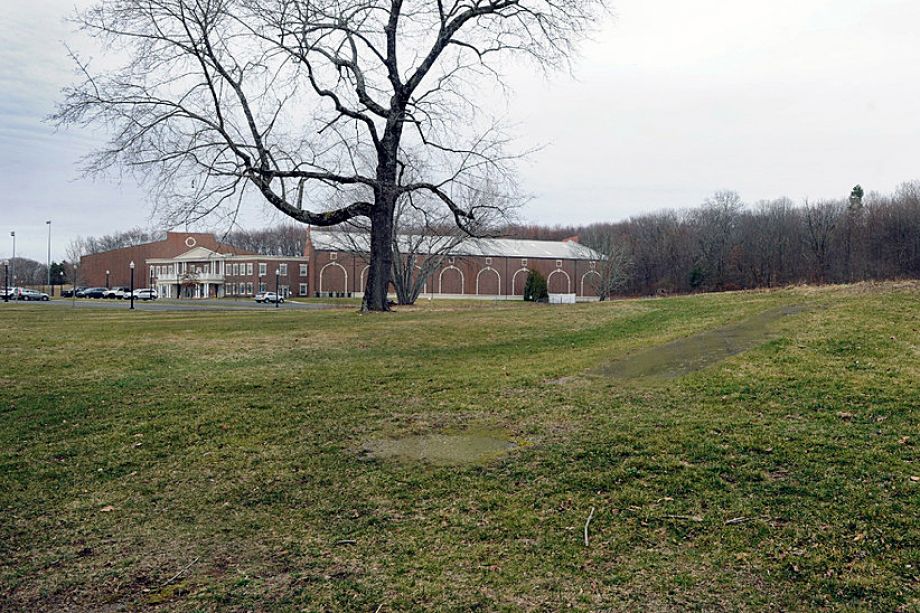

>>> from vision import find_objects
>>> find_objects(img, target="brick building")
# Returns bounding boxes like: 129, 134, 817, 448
80, 232, 309, 299
80, 229, 603, 300
305, 231, 604, 300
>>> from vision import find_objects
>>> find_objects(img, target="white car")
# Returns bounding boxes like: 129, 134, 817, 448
255, 291, 284, 304
103, 286, 130, 299
128, 288, 158, 300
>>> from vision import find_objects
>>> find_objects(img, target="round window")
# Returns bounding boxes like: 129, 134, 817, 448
185, 236, 197, 248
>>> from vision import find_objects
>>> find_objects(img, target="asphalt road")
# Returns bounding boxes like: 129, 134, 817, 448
0, 298, 339, 312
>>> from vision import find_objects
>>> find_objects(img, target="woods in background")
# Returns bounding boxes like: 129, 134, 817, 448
505, 181, 920, 297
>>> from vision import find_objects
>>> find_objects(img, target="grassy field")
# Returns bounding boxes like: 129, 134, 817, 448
1, 283, 919, 611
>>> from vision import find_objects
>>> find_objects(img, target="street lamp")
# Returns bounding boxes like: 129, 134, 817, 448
129, 261, 136, 310
275, 267, 280, 308
150, 266, 155, 300
105, 270, 110, 289
2, 259, 8, 303
9, 231, 14, 287
46, 220, 52, 293
58, 270, 64, 298
72, 264, 78, 308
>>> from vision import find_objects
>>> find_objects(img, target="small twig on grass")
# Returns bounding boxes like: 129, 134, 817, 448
583, 506, 595, 547
663, 514, 704, 522
334, 539, 357, 546
725, 517, 752, 525
374, 605, 383, 613
163, 556, 200, 587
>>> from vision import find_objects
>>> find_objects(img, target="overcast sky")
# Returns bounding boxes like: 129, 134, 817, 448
2, 0, 920, 262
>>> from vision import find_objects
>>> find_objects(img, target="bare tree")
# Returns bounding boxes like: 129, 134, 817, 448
578, 224, 632, 300
224, 223, 306, 255
803, 199, 841, 283
55, 0, 603, 311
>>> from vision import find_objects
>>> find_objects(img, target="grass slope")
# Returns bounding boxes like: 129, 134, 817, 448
1, 283, 919, 611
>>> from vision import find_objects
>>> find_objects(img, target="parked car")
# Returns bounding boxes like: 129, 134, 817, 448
82, 287, 108, 299
16, 288, 50, 301
61, 286, 86, 298
127, 288, 158, 300
103, 286, 130, 299
255, 291, 284, 304
1, 287, 15, 300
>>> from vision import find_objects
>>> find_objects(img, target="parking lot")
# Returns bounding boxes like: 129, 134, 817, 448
0, 298, 338, 312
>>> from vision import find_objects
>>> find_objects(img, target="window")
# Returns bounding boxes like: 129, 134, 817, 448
521, 258, 527, 267
233, 263, 240, 276
485, 257, 492, 266
279, 263, 288, 276
555, 259, 563, 269
281, 285, 289, 297
259, 282, 266, 293
258, 263, 266, 276
246, 282, 253, 295
330, 252, 337, 261
299, 283, 307, 295
299, 264, 308, 276
247, 263, 253, 276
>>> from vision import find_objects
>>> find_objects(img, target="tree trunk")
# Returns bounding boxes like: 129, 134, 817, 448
362, 194, 396, 312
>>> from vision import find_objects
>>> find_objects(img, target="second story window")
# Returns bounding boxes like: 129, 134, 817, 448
258, 263, 267, 277
279, 263, 288, 276
299, 264, 308, 276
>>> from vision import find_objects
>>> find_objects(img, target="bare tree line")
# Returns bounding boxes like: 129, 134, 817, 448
505, 181, 920, 296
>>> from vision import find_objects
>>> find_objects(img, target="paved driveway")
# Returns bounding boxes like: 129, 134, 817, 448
0, 298, 339, 312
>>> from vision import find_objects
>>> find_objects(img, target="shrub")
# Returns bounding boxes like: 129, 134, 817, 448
523, 269, 548, 302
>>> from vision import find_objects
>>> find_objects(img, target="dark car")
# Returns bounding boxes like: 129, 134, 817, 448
82, 287, 108, 299
61, 287, 86, 298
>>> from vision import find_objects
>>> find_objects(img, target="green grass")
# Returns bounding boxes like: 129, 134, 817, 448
1, 282, 919, 611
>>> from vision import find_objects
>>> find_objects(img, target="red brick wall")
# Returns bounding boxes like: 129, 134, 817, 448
304, 240, 600, 298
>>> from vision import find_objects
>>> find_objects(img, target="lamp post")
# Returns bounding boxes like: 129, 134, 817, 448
275, 267, 280, 308
2, 259, 8, 303
129, 261, 135, 310
9, 231, 14, 288
150, 267, 155, 300
72, 264, 78, 308
58, 270, 64, 298
105, 269, 110, 289
46, 220, 51, 293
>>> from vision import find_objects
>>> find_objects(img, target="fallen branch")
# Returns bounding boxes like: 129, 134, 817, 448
334, 539, 357, 546
163, 556, 200, 587
583, 506, 595, 547
725, 517, 752, 525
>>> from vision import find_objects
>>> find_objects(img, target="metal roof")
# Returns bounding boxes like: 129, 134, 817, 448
310, 231, 603, 261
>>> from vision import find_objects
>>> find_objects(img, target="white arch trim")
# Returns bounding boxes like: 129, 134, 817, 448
438, 265, 465, 294
581, 270, 602, 297
359, 265, 370, 291
511, 268, 530, 295
475, 267, 502, 295
547, 269, 571, 293
319, 262, 348, 293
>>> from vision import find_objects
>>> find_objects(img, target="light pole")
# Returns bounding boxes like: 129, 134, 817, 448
9, 231, 14, 288
72, 264, 78, 308
2, 259, 8, 302
275, 267, 280, 308
46, 220, 51, 293
150, 267, 155, 299
58, 270, 64, 298
105, 270, 110, 289
129, 261, 136, 310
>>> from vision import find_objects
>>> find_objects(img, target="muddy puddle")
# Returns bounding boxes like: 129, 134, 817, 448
360, 433, 516, 465
598, 305, 809, 381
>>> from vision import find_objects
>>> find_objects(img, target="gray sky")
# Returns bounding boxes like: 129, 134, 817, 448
2, 0, 920, 262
